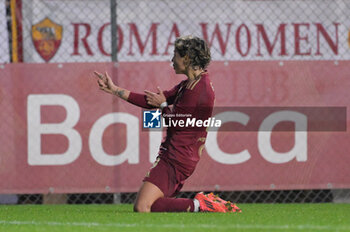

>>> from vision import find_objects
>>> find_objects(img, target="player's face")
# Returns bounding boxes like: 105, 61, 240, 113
171, 50, 186, 74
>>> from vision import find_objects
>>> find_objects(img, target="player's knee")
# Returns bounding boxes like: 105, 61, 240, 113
133, 202, 151, 213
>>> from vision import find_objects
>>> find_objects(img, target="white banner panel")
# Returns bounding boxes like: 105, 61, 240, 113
0, 0, 10, 63
21, 0, 350, 63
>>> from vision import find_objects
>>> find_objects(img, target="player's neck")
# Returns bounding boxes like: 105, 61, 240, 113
187, 69, 204, 82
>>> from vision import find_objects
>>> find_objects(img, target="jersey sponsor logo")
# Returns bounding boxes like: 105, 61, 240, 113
143, 109, 162, 128
31, 17, 63, 62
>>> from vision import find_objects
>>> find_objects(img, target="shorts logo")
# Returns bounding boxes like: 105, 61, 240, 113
32, 17, 63, 62
143, 109, 162, 128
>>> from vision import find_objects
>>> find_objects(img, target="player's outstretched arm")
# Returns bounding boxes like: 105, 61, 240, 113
94, 71, 130, 101
94, 70, 155, 109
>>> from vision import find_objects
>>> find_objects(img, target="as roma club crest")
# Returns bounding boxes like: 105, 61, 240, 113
32, 17, 63, 62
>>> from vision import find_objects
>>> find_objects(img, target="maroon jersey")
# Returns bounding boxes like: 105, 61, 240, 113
128, 72, 215, 177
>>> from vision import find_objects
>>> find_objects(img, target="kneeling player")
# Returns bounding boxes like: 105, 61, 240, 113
94, 36, 241, 213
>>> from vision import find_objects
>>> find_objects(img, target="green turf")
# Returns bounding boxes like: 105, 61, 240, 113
0, 203, 349, 232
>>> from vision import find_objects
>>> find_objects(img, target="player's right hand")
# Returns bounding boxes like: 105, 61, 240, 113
93, 71, 117, 94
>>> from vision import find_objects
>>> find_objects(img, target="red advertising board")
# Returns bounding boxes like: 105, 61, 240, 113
0, 61, 349, 194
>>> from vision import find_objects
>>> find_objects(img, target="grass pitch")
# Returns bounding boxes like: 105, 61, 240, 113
0, 203, 349, 232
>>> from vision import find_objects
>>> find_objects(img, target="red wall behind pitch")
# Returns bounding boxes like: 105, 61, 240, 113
0, 61, 349, 194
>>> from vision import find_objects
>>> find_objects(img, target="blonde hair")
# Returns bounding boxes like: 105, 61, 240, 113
174, 36, 211, 69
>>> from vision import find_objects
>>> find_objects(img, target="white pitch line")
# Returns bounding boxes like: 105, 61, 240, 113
0, 220, 349, 231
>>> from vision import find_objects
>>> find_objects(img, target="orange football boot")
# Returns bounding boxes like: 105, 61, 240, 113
194, 192, 226, 212
207, 192, 242, 213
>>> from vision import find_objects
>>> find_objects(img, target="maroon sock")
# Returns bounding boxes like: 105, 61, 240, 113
151, 197, 194, 212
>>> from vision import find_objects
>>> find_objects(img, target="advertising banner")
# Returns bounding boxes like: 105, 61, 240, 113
0, 61, 349, 194
20, 0, 350, 63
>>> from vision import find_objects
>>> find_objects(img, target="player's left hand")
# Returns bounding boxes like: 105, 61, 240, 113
93, 71, 117, 94
144, 87, 166, 108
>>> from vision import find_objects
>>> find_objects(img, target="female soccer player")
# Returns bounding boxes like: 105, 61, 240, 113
94, 36, 241, 213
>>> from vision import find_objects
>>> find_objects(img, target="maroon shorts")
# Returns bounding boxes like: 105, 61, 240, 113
143, 157, 187, 198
